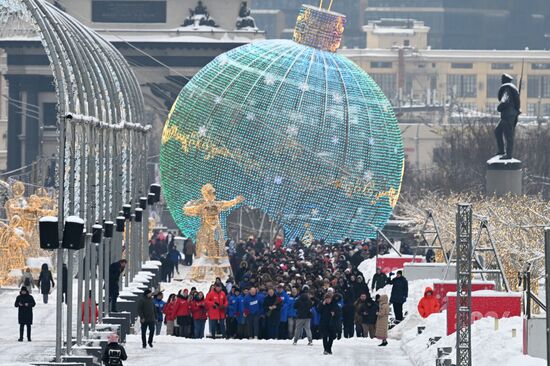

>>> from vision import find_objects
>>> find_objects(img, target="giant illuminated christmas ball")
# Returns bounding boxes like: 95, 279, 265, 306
160, 5, 404, 242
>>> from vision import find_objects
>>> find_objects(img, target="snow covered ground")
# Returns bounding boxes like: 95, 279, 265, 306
359, 255, 547, 366
124, 336, 412, 366
0, 255, 545, 365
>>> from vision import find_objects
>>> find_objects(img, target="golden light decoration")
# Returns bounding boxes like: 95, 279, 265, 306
0, 214, 30, 285
399, 193, 549, 293
5, 181, 57, 257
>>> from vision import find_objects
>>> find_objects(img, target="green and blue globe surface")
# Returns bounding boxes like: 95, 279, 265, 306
160, 38, 404, 242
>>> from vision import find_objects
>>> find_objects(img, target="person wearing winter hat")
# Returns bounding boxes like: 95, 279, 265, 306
137, 289, 156, 348
15, 286, 35, 342
102, 333, 127, 366
174, 289, 192, 338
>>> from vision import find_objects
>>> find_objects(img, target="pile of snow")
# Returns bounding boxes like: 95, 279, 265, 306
401, 314, 545, 366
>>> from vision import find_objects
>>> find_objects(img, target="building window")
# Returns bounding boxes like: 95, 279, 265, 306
42, 103, 57, 128
370, 73, 396, 99
447, 74, 477, 98
451, 63, 473, 69
491, 63, 513, 70
527, 75, 550, 98
527, 104, 538, 116
404, 40, 410, 47
531, 63, 550, 70
370, 61, 393, 68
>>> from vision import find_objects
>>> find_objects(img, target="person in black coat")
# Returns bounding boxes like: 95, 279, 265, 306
389, 270, 408, 324
371, 267, 388, 291
109, 259, 127, 313
37, 263, 55, 304
62, 264, 68, 304
15, 286, 36, 342
318, 293, 341, 355
263, 287, 282, 339
292, 287, 313, 344
362, 298, 379, 339
102, 333, 128, 366
352, 275, 370, 301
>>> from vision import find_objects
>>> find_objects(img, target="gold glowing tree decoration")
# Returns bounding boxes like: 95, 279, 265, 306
184, 184, 244, 258
5, 181, 57, 257
400, 193, 550, 292
0, 215, 30, 285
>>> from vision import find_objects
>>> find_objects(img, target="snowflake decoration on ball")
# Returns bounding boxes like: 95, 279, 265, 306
198, 125, 207, 137
264, 74, 276, 86
286, 124, 299, 137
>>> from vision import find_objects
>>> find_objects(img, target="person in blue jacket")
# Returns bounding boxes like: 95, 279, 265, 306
153, 291, 166, 336
226, 287, 243, 339
286, 287, 298, 340
275, 283, 290, 339
167, 245, 182, 276
310, 298, 321, 340
243, 286, 265, 339
236, 288, 248, 339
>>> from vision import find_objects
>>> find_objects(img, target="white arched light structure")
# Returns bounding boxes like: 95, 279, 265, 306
1, 0, 151, 361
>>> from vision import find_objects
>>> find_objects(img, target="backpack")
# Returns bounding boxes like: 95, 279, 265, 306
108, 349, 122, 366
24, 277, 31, 287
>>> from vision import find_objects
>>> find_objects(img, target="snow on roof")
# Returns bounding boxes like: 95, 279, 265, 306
39, 216, 58, 223
373, 28, 415, 35
65, 216, 84, 224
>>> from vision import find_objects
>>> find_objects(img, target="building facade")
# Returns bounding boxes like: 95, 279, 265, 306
365, 0, 550, 50
0, 0, 264, 178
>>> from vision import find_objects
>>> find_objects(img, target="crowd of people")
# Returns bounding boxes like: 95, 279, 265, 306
137, 236, 426, 356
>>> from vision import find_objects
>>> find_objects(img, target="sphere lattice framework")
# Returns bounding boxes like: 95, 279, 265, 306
161, 11, 404, 242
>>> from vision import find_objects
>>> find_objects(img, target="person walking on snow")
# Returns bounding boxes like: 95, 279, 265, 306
293, 285, 313, 345
417, 287, 440, 318
318, 292, 341, 355
102, 333, 127, 366
153, 291, 166, 335
137, 289, 156, 348
37, 263, 54, 304
375, 294, 389, 346
15, 286, 35, 342
19, 268, 35, 294
389, 270, 408, 324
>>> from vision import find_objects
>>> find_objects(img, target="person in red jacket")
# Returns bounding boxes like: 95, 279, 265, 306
417, 287, 440, 318
190, 291, 208, 338
174, 289, 192, 337
81, 291, 99, 324
163, 294, 177, 335
205, 283, 228, 338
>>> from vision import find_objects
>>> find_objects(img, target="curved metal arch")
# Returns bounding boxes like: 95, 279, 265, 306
2, 0, 145, 124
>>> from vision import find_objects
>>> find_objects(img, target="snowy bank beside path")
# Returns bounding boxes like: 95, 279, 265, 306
401, 314, 546, 366
358, 256, 546, 366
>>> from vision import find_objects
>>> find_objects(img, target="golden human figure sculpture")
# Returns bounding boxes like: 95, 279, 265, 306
183, 184, 244, 258
0, 215, 30, 285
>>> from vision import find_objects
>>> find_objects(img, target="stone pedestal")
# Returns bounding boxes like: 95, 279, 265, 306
486, 156, 522, 196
